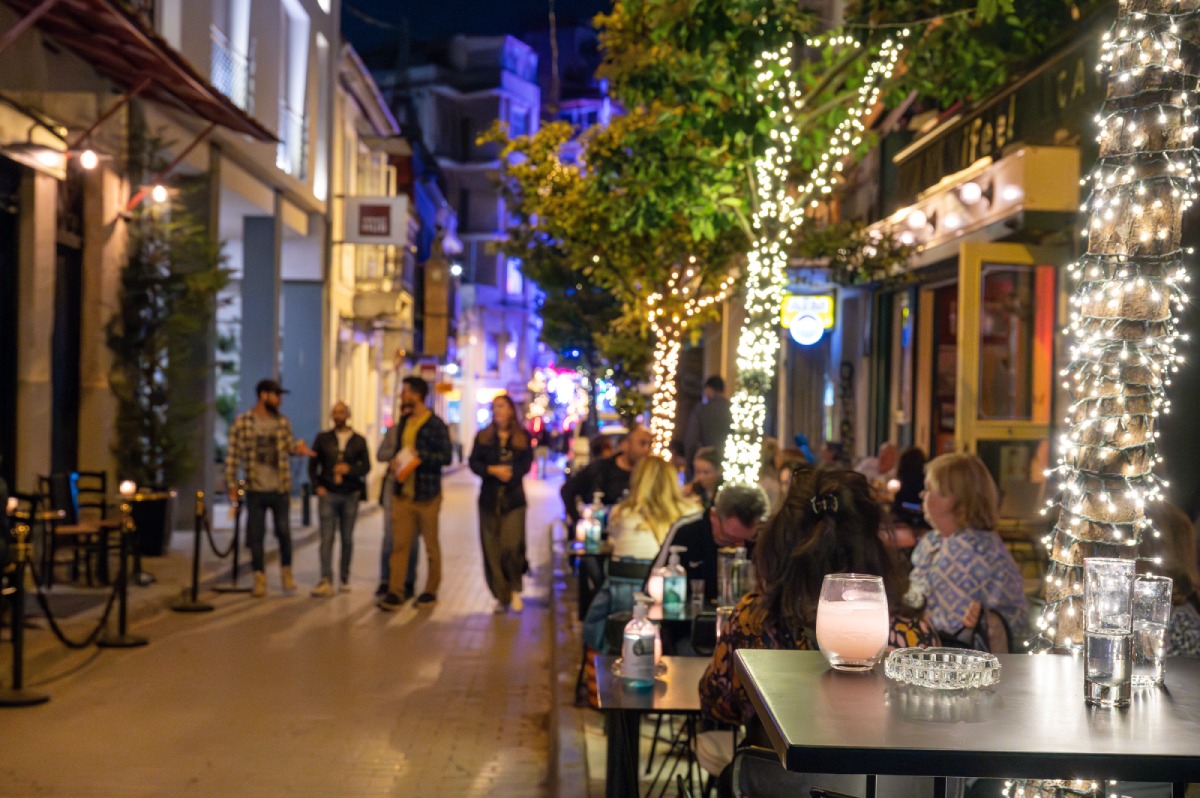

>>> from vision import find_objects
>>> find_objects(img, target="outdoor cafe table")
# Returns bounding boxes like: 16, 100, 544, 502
595, 654, 709, 798
735, 650, 1200, 793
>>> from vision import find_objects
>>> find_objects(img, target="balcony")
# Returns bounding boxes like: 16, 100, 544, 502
209, 26, 254, 113
276, 100, 308, 181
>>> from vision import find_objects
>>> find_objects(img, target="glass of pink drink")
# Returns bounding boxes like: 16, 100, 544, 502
815, 573, 889, 671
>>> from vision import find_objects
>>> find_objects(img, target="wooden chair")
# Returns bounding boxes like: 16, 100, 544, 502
37, 473, 103, 588
73, 471, 122, 583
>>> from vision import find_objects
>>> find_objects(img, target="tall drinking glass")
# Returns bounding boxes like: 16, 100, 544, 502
1132, 574, 1173, 687
1083, 557, 1136, 707
815, 573, 889, 672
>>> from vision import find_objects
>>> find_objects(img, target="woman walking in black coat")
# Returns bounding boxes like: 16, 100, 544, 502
469, 395, 534, 612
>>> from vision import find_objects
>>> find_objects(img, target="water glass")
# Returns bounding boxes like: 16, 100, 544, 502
1132, 574, 1173, 687
815, 573, 889, 672
690, 579, 706, 611
1083, 557, 1136, 707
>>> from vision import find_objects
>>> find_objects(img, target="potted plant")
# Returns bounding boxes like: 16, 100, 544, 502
106, 171, 228, 555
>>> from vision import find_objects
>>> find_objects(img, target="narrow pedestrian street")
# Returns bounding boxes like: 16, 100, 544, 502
0, 469, 564, 796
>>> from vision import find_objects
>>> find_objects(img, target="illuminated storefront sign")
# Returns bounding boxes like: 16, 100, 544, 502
781, 294, 835, 346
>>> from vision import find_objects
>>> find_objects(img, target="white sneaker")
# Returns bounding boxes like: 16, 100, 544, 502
311, 579, 333, 598
510, 594, 524, 612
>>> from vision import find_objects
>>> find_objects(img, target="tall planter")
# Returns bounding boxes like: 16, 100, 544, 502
106, 170, 228, 514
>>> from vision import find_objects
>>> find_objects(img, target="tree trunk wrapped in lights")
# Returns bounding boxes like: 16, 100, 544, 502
723, 37, 905, 486
1037, 0, 1198, 652
647, 261, 734, 461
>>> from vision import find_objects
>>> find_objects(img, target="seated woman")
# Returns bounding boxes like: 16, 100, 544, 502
683, 446, 723, 510
1141, 502, 1200, 657
908, 453, 1027, 650
607, 456, 699, 561
700, 466, 937, 728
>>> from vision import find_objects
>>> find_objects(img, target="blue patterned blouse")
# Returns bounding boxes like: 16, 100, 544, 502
908, 528, 1028, 637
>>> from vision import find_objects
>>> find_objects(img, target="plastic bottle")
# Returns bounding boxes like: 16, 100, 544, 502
621, 594, 658, 688
586, 491, 605, 550
660, 545, 688, 612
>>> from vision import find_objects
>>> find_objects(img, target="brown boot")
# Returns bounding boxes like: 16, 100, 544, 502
281, 566, 296, 593
251, 571, 267, 598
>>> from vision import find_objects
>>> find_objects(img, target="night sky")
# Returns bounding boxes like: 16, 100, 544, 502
342, 0, 612, 54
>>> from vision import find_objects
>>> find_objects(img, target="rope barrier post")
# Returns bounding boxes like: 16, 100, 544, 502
96, 501, 148, 648
212, 483, 250, 593
171, 492, 213, 613
0, 520, 49, 706
302, 482, 311, 527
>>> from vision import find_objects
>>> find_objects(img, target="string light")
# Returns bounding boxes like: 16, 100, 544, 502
723, 34, 905, 485
648, 259, 735, 459
1032, 0, 1198, 656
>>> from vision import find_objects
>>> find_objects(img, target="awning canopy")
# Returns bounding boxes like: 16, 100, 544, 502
0, 0, 276, 141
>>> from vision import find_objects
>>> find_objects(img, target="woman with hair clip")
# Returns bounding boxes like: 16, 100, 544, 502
698, 467, 938, 797
469, 395, 533, 613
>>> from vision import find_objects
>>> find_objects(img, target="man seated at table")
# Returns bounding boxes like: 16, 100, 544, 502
649, 483, 769, 605
560, 426, 652, 526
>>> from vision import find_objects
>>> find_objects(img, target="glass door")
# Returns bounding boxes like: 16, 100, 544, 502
957, 242, 1055, 487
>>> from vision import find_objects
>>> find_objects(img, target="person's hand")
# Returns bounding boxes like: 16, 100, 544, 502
227, 489, 239, 506
491, 465, 513, 483
962, 600, 982, 631
316, 486, 328, 497
333, 462, 351, 476
294, 439, 316, 457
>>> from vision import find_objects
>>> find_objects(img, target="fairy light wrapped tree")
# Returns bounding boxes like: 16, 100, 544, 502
1036, 0, 1198, 651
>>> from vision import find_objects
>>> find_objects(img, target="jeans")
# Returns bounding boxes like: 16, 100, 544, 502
317, 491, 359, 582
245, 491, 292, 572
380, 489, 419, 593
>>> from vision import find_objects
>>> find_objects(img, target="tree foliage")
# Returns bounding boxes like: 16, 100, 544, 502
107, 183, 228, 488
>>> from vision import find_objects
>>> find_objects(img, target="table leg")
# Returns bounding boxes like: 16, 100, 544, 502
867, 774, 877, 798
605, 710, 641, 798
933, 776, 946, 798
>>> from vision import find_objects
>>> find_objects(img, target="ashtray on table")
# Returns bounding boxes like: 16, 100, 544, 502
884, 647, 1001, 690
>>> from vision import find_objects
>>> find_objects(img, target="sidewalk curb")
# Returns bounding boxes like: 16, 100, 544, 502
549, 516, 590, 797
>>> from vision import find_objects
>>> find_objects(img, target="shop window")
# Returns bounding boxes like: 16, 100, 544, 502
931, 284, 958, 457
978, 266, 1035, 421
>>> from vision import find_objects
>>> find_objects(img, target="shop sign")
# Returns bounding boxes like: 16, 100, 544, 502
342, 196, 409, 245
781, 294, 835, 346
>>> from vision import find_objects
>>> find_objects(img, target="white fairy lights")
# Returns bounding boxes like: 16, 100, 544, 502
723, 34, 905, 485
648, 258, 735, 459
1034, 0, 1198, 654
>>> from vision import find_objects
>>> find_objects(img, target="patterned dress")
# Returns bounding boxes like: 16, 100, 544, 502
1167, 600, 1200, 657
699, 592, 939, 726
908, 528, 1028, 637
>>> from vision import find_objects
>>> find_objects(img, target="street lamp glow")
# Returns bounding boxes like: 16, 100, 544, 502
449, 262, 463, 277
119, 480, 137, 499
79, 149, 99, 170
150, 184, 168, 203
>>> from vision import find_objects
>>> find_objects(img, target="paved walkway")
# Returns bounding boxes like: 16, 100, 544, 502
0, 469, 563, 796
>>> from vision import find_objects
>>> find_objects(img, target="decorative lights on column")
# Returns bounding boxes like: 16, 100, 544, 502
1033, 0, 1197, 654
722, 35, 904, 486
648, 257, 734, 460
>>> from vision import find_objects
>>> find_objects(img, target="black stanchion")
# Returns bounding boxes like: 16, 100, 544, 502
171, 492, 213, 613
212, 485, 250, 593
301, 482, 311, 527
0, 520, 49, 706
97, 503, 148, 648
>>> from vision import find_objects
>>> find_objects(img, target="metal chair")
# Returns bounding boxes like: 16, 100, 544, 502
36, 473, 103, 588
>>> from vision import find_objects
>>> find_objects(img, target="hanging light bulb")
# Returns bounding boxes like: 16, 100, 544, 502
79, 149, 98, 170
150, 184, 168, 203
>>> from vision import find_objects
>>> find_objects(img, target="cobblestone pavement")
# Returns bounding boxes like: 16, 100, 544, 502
0, 468, 562, 797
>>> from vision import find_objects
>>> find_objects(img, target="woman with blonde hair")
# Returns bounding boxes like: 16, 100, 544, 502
908, 452, 1027, 647
608, 455, 699, 561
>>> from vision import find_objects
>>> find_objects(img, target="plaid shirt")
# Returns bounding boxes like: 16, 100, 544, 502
225, 410, 297, 494
392, 411, 452, 501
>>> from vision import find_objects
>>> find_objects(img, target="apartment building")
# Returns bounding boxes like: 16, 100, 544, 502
374, 34, 547, 452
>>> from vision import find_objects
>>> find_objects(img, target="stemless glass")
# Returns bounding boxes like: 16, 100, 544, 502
815, 573, 889, 672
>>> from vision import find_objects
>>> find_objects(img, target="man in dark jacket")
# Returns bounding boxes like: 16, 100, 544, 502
560, 426, 652, 525
308, 401, 370, 597
378, 376, 452, 610
684, 376, 733, 478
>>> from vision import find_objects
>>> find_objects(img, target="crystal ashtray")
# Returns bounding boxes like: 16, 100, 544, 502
884, 647, 1001, 690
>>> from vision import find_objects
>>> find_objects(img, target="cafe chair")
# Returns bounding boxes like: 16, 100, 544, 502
37, 473, 104, 588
